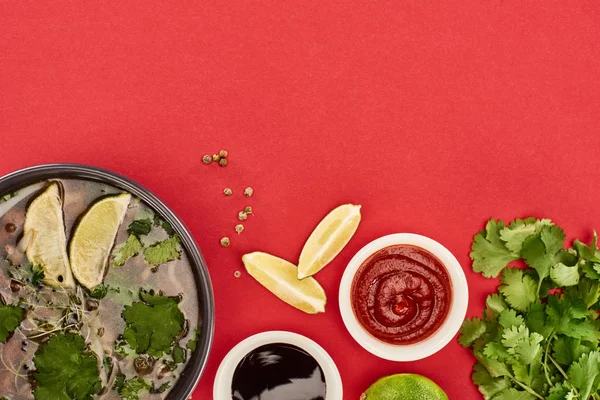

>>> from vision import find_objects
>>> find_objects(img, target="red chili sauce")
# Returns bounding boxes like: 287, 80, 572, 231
351, 245, 452, 344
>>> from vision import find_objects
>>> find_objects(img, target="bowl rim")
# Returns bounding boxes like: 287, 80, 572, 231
213, 330, 343, 400
0, 163, 215, 400
338, 233, 468, 362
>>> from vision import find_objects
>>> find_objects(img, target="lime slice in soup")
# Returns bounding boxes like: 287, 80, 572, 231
24, 182, 75, 288
70, 193, 131, 289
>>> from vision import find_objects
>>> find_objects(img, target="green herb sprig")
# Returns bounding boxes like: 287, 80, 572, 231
461, 218, 600, 400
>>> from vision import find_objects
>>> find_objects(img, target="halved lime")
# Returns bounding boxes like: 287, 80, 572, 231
361, 373, 448, 400
70, 193, 131, 289
297, 204, 361, 279
242, 252, 327, 314
24, 182, 74, 288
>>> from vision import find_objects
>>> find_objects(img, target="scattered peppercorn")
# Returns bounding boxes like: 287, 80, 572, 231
238, 211, 248, 221
223, 188, 233, 196
5, 223, 16, 233
202, 155, 212, 164
220, 237, 231, 247
244, 206, 253, 214
212, 154, 221, 162
235, 224, 244, 234
219, 158, 228, 167
234, 271, 242, 278
219, 149, 229, 158
244, 187, 254, 197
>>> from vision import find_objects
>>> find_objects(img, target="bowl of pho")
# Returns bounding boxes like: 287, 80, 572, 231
0, 164, 214, 400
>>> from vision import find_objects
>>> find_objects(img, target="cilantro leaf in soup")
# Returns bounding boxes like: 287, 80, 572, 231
187, 327, 202, 351
127, 219, 153, 237
143, 235, 182, 266
0, 303, 24, 343
113, 234, 143, 267
33, 333, 101, 400
119, 376, 151, 400
172, 345, 185, 364
122, 291, 184, 357
470, 219, 519, 278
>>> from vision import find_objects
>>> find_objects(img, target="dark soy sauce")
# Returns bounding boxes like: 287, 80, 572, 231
231, 342, 327, 400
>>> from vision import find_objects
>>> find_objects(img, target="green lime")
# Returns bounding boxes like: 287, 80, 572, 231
70, 193, 131, 289
361, 373, 448, 400
24, 183, 74, 288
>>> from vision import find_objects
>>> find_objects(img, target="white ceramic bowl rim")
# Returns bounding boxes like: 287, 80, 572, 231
338, 233, 469, 362
213, 331, 343, 400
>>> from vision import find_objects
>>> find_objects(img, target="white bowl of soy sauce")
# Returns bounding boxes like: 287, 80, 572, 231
214, 331, 343, 400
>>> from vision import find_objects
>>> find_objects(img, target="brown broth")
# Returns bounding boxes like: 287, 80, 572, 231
0, 179, 200, 400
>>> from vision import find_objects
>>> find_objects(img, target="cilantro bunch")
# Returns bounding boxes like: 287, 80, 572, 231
460, 218, 600, 400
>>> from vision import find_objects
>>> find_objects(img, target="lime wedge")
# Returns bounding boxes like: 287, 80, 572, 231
24, 182, 74, 288
242, 252, 326, 314
297, 204, 361, 279
361, 374, 448, 400
70, 193, 131, 289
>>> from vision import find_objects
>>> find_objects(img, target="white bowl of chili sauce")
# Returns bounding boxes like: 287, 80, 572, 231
339, 233, 468, 361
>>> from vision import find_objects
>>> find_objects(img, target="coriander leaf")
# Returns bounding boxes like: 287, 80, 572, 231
521, 225, 565, 283
550, 263, 580, 287
582, 261, 600, 280
186, 328, 201, 352
541, 225, 566, 255
475, 351, 511, 378
459, 317, 487, 347
472, 363, 511, 399
122, 291, 184, 357
30, 264, 45, 286
486, 293, 508, 315
490, 388, 535, 400
172, 345, 185, 364
498, 268, 537, 312
573, 232, 600, 262
471, 219, 519, 278
91, 284, 109, 299
483, 342, 510, 361
119, 377, 151, 400
547, 383, 571, 400
553, 337, 594, 367
113, 374, 125, 392
514, 332, 543, 365
566, 279, 600, 308
152, 381, 171, 394
158, 218, 175, 236
501, 324, 529, 350
113, 234, 143, 267
127, 219, 153, 237
143, 235, 181, 266
498, 309, 524, 328
526, 301, 552, 337
33, 333, 101, 400
568, 351, 600, 400
500, 218, 552, 254
102, 356, 113, 375
0, 303, 24, 343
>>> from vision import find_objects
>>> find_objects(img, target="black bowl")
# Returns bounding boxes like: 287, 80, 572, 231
0, 163, 215, 400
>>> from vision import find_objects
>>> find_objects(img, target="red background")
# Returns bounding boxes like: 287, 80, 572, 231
2, 1, 600, 399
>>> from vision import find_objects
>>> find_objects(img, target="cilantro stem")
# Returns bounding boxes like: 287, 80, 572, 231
542, 333, 555, 387
548, 354, 581, 398
507, 372, 544, 400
